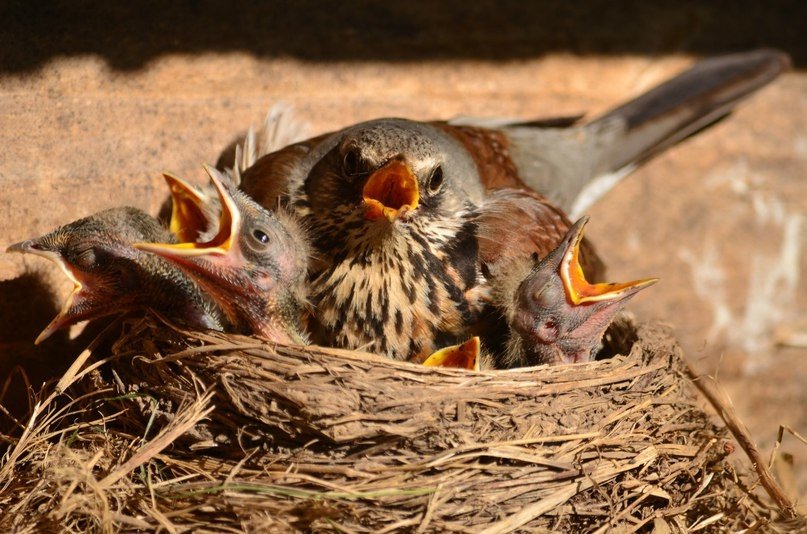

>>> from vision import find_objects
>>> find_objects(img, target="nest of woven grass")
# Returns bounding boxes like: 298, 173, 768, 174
1, 315, 803, 532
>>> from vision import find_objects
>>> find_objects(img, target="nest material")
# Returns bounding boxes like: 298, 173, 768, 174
0, 316, 803, 532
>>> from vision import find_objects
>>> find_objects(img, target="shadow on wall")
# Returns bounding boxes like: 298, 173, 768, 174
2, 0, 805, 73
0, 272, 107, 434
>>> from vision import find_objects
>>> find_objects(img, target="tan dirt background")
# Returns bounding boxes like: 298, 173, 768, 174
1, 1, 805, 507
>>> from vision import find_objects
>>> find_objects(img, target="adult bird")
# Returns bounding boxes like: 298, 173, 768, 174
233, 50, 787, 361
6, 207, 224, 344
136, 168, 311, 345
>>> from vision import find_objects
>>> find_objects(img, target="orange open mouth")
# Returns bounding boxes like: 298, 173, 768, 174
422, 337, 481, 371
560, 217, 658, 305
362, 159, 419, 222
136, 166, 239, 258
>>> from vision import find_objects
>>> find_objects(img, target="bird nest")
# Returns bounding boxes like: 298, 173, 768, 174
1, 315, 803, 532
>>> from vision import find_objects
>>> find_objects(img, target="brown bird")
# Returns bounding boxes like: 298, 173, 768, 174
486, 216, 657, 367
6, 207, 224, 344
289, 120, 488, 360
233, 50, 787, 361
136, 168, 311, 345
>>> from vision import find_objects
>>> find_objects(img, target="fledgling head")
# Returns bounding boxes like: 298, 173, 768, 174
137, 166, 311, 344
504, 216, 657, 367
6, 207, 222, 344
303, 118, 485, 226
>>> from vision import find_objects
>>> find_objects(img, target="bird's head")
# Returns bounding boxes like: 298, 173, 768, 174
511, 216, 657, 365
136, 166, 310, 343
305, 118, 483, 227
6, 207, 190, 344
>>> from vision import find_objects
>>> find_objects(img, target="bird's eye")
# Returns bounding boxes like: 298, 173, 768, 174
428, 165, 444, 193
342, 148, 361, 178
74, 247, 97, 269
252, 229, 270, 246
526, 280, 555, 310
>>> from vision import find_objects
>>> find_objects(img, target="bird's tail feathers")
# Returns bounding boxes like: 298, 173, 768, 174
508, 50, 789, 216
592, 49, 790, 175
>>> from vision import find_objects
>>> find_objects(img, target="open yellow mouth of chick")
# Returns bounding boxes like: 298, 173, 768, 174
362, 159, 420, 222
139, 167, 238, 258
560, 218, 658, 305
422, 337, 481, 371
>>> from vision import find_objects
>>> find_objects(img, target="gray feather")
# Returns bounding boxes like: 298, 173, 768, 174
502, 49, 789, 216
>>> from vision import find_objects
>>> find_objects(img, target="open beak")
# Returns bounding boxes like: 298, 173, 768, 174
139, 167, 239, 259
163, 172, 213, 242
135, 166, 247, 302
7, 240, 90, 344
422, 337, 480, 370
559, 217, 658, 305
362, 159, 419, 222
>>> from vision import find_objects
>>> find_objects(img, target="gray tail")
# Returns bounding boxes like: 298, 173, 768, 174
593, 48, 790, 174
503, 50, 789, 216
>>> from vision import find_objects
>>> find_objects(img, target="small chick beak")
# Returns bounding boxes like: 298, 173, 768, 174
560, 217, 658, 305
362, 159, 420, 222
6, 239, 85, 344
34, 309, 75, 345
422, 337, 481, 370
6, 239, 39, 255
163, 172, 213, 242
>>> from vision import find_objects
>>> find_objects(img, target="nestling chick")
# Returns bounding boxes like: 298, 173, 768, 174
6, 207, 223, 344
136, 167, 310, 344
493, 216, 657, 367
